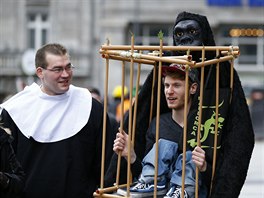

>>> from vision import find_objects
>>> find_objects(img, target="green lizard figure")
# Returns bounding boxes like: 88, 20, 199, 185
188, 110, 225, 148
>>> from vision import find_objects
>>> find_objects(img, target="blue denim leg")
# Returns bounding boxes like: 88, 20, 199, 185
170, 151, 197, 186
141, 139, 179, 180
170, 151, 208, 198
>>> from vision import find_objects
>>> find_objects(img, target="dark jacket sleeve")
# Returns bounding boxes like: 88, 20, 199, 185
90, 99, 114, 187
210, 70, 255, 198
201, 155, 212, 193
0, 123, 25, 197
2, 143, 25, 195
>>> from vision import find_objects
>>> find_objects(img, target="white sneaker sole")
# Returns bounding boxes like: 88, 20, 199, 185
117, 188, 167, 197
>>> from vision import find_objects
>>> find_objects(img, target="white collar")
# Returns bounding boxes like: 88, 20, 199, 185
0, 83, 92, 143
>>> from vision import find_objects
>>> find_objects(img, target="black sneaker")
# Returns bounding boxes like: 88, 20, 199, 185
130, 180, 166, 192
117, 180, 167, 197
164, 186, 189, 198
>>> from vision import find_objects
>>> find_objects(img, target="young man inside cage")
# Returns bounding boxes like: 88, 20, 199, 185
113, 63, 208, 198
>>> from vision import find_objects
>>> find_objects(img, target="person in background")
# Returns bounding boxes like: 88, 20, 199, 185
89, 87, 102, 103
0, 125, 25, 198
131, 85, 142, 104
108, 85, 128, 121
0, 43, 114, 198
115, 92, 130, 122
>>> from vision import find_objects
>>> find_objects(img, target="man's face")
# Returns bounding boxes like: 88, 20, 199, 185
164, 76, 187, 110
173, 20, 203, 46
36, 53, 73, 95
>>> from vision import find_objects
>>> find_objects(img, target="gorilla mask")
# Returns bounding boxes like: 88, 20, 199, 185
173, 20, 203, 47
172, 12, 216, 61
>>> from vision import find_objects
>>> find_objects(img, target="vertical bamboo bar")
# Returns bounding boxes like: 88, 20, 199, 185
126, 34, 135, 196
149, 64, 157, 126
195, 47, 205, 198
181, 50, 190, 196
132, 60, 141, 145
229, 47, 234, 104
100, 39, 110, 189
210, 49, 220, 195
181, 66, 189, 195
120, 61, 126, 132
153, 37, 163, 198
116, 61, 126, 187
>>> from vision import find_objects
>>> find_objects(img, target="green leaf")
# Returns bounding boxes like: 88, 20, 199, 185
129, 30, 134, 37
158, 30, 164, 40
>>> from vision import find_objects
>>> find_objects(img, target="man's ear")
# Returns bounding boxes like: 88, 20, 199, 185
190, 82, 198, 94
36, 67, 43, 78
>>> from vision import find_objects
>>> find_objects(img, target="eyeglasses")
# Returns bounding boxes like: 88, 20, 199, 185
42, 64, 75, 74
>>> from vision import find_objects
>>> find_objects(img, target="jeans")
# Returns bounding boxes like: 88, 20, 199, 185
139, 139, 207, 198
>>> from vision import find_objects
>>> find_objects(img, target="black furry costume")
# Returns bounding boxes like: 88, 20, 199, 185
105, 12, 254, 198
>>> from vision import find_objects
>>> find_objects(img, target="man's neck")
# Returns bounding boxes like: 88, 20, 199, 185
171, 102, 191, 127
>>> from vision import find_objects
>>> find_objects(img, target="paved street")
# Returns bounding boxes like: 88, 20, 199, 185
239, 140, 264, 198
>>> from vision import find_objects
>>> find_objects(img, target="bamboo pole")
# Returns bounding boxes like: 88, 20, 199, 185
132, 61, 141, 145
100, 39, 110, 189
95, 184, 127, 195
116, 61, 126, 187
149, 64, 156, 126
181, 50, 190, 196
102, 54, 155, 65
125, 34, 135, 197
229, 47, 235, 104
101, 52, 236, 69
93, 194, 126, 198
195, 55, 234, 68
100, 49, 196, 66
138, 54, 195, 65
101, 45, 239, 52
195, 47, 205, 198
221, 50, 239, 56
153, 36, 163, 198
210, 49, 220, 195
162, 55, 192, 61
100, 49, 191, 61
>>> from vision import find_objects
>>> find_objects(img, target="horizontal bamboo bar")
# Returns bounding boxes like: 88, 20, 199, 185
162, 55, 192, 61
134, 53, 195, 66
100, 49, 192, 61
101, 45, 239, 52
221, 50, 240, 56
95, 184, 128, 195
93, 192, 127, 198
195, 55, 234, 68
93, 183, 131, 197
100, 50, 195, 66
102, 53, 235, 69
102, 54, 155, 65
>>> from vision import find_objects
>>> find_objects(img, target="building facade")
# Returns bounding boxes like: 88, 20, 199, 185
0, 0, 263, 102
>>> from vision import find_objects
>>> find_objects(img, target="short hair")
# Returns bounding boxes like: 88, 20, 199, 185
164, 70, 185, 81
163, 70, 193, 86
35, 43, 68, 69
89, 87, 101, 97
163, 70, 196, 94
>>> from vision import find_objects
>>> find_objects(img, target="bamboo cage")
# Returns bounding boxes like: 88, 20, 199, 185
94, 35, 239, 198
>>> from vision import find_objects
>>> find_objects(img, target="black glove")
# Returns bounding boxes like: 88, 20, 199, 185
0, 172, 10, 189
